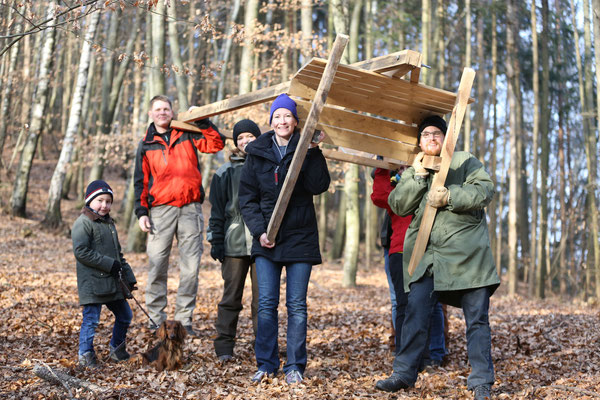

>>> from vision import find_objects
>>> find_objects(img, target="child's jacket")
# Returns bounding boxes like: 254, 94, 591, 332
72, 207, 137, 305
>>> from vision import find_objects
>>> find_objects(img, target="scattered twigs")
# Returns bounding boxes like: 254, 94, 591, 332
33, 362, 107, 396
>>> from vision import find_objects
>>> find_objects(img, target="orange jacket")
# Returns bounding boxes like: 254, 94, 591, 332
134, 121, 224, 218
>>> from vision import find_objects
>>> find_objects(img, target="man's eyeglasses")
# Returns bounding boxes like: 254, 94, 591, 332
421, 131, 444, 140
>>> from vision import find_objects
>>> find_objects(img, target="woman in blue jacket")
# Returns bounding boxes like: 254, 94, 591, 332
239, 94, 330, 384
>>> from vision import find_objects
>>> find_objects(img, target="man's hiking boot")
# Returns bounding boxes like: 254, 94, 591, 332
78, 351, 98, 368
473, 384, 492, 400
109, 342, 131, 362
375, 374, 410, 392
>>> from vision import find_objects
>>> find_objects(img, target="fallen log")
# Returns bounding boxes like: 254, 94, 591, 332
33, 363, 107, 396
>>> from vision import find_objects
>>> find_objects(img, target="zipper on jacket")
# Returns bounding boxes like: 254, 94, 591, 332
274, 166, 279, 185
161, 148, 167, 165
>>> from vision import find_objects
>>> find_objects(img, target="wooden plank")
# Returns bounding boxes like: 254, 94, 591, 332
322, 148, 406, 169
266, 34, 349, 242
407, 67, 476, 276
322, 148, 441, 171
170, 120, 204, 133
177, 81, 291, 122
294, 99, 418, 144
289, 78, 441, 125
351, 49, 422, 73
317, 124, 419, 162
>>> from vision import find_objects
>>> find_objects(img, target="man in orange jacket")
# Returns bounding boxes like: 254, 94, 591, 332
134, 95, 224, 336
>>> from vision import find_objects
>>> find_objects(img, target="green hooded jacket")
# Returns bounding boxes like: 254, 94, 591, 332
71, 208, 136, 305
388, 151, 500, 301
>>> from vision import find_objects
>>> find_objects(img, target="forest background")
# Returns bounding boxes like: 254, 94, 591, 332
1, 0, 600, 398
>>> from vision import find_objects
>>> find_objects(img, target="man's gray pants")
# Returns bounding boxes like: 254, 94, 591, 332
145, 202, 203, 327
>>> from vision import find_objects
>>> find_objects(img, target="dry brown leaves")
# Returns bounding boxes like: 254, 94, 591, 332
1, 163, 600, 399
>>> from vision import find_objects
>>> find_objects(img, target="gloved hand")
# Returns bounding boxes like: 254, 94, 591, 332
194, 118, 211, 130
124, 283, 137, 299
110, 260, 122, 277
210, 243, 225, 263
412, 152, 429, 177
427, 187, 449, 208
129, 283, 138, 292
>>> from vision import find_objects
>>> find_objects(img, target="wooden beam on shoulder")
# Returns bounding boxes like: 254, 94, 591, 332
266, 34, 349, 242
407, 67, 476, 276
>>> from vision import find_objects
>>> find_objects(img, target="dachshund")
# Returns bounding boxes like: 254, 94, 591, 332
138, 320, 187, 371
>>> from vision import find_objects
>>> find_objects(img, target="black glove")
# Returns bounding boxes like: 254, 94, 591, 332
210, 244, 225, 263
110, 260, 122, 277
129, 283, 138, 292
194, 118, 211, 130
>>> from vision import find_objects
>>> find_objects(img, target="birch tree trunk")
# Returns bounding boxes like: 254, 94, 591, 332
44, 11, 101, 228
10, 2, 58, 217
0, 20, 20, 160
505, 0, 518, 296
239, 0, 258, 94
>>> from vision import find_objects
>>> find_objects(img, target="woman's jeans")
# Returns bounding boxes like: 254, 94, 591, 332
254, 256, 312, 374
79, 299, 133, 356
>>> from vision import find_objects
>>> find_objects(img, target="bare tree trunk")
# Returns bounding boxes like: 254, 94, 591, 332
0, 20, 20, 161
581, 0, 600, 300
488, 2, 499, 270
343, 164, 360, 287
505, 0, 518, 296
151, 1, 166, 95
537, 0, 550, 299
167, 1, 189, 110
348, 0, 362, 63
593, 0, 600, 301
421, 0, 431, 85
301, 0, 313, 62
239, 0, 258, 94
529, 0, 540, 297
329, 188, 346, 261
365, 0, 374, 60
433, 0, 445, 88
318, 191, 328, 254
475, 4, 485, 161
217, 0, 241, 101
10, 2, 58, 217
463, 0, 471, 152
44, 11, 101, 228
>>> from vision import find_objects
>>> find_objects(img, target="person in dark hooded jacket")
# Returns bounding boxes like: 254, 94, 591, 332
208, 119, 261, 362
239, 94, 330, 384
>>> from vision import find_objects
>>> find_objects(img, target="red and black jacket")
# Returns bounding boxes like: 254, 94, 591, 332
134, 121, 224, 218
371, 168, 412, 254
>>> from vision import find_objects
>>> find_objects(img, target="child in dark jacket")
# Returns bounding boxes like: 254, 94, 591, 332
72, 180, 137, 367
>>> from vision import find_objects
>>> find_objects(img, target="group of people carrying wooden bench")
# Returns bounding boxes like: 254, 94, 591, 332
72, 91, 499, 400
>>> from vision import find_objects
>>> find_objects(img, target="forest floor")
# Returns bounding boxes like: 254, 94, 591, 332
1, 160, 600, 399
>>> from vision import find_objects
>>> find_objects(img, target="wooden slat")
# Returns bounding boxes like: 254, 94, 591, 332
295, 99, 418, 144
322, 148, 406, 169
407, 68, 476, 276
266, 34, 349, 242
351, 49, 422, 73
170, 120, 204, 133
289, 79, 439, 125
322, 148, 441, 171
316, 125, 419, 162
177, 81, 291, 122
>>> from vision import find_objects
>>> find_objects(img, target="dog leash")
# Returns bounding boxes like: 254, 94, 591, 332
118, 271, 159, 329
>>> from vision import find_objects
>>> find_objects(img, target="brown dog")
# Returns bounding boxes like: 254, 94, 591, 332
139, 320, 187, 371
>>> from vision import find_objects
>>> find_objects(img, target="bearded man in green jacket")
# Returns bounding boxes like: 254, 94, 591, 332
375, 115, 500, 400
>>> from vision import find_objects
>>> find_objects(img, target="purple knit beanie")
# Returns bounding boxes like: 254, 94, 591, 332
269, 94, 299, 125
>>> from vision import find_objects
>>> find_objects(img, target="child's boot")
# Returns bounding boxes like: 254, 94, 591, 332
109, 342, 131, 362
78, 351, 98, 367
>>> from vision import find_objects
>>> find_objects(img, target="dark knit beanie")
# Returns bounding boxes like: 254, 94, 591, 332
418, 115, 447, 142
269, 94, 299, 125
233, 119, 261, 147
85, 180, 113, 206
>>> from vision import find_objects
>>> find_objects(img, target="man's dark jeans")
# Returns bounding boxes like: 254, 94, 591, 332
392, 275, 494, 389
214, 256, 258, 357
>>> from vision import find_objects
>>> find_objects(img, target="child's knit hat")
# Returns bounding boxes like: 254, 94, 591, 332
269, 94, 299, 125
85, 180, 113, 205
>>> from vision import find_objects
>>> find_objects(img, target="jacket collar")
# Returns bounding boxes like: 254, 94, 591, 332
82, 206, 113, 223
245, 130, 299, 162
143, 122, 180, 145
